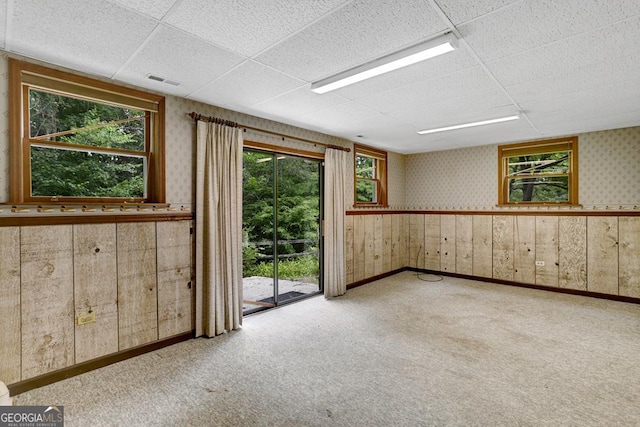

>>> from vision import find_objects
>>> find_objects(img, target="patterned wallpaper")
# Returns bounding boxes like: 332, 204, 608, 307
3, 52, 637, 212
0, 53, 412, 211
406, 128, 640, 209
579, 127, 640, 207
165, 95, 358, 209
387, 151, 406, 207
406, 144, 496, 209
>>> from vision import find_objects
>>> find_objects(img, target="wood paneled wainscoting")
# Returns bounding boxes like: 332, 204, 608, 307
346, 210, 640, 302
0, 214, 194, 394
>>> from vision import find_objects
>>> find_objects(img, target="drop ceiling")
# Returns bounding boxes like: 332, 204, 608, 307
2, 0, 640, 154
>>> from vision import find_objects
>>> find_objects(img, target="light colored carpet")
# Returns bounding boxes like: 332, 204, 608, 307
14, 272, 640, 426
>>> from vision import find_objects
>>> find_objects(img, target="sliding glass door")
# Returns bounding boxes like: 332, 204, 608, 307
242, 149, 322, 314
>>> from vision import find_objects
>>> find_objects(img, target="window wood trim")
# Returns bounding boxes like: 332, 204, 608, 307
354, 143, 388, 207
498, 136, 578, 205
9, 58, 166, 204
244, 140, 324, 160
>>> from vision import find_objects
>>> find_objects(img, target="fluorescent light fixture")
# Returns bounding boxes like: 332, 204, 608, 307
417, 114, 521, 135
311, 33, 458, 94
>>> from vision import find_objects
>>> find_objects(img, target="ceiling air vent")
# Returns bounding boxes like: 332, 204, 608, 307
146, 74, 180, 86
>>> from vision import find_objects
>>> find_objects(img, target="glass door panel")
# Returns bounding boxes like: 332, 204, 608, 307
276, 156, 321, 304
242, 150, 276, 313
242, 150, 322, 314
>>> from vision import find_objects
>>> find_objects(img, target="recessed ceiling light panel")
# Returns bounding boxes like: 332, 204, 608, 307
311, 33, 458, 94
417, 114, 521, 135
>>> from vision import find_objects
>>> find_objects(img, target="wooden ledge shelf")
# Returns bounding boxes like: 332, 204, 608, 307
0, 211, 193, 227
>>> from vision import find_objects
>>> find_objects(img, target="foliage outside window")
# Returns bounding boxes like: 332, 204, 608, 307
9, 59, 165, 204
354, 144, 387, 206
498, 137, 578, 205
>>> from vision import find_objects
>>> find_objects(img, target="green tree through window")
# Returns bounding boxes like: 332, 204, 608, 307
30, 90, 146, 198
498, 137, 578, 205
10, 58, 165, 204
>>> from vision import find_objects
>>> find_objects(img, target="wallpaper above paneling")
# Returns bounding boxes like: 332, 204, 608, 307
406, 144, 496, 209
579, 127, 640, 206
405, 127, 640, 209
165, 95, 356, 208
1, 53, 398, 210
387, 151, 406, 207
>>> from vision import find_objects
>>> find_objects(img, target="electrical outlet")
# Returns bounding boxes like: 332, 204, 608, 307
77, 312, 96, 325
535, 261, 545, 267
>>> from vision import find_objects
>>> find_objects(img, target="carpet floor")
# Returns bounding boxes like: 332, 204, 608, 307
14, 272, 640, 426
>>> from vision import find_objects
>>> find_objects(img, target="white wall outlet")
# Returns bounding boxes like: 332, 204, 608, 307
535, 260, 545, 267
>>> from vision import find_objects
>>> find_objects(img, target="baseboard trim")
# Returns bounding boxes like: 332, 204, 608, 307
406, 268, 640, 305
347, 268, 409, 290
9, 331, 195, 396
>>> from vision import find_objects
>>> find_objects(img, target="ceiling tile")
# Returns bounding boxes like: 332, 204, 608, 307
116, 25, 245, 97
461, 0, 640, 63
251, 87, 349, 123
355, 66, 498, 113
535, 111, 640, 137
525, 79, 640, 132
386, 90, 513, 126
255, 0, 447, 82
294, 101, 402, 134
165, 0, 350, 57
489, 15, 640, 87
505, 56, 640, 106
4, 0, 640, 154
106, 0, 177, 20
434, 0, 521, 25
8, 0, 157, 77
188, 60, 306, 110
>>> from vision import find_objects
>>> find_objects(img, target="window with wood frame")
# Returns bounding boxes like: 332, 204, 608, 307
498, 137, 578, 205
9, 59, 165, 204
354, 144, 387, 206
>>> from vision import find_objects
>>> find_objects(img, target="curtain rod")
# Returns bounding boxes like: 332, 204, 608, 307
186, 112, 350, 153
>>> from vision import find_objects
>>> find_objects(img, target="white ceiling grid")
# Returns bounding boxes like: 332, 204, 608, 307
1, 0, 639, 153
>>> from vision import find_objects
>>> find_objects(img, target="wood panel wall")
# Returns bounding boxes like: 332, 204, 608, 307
619, 217, 640, 297
535, 216, 558, 287
21, 226, 75, 380
587, 217, 619, 295
117, 222, 158, 350
558, 216, 587, 290
0, 219, 193, 386
73, 223, 118, 363
440, 215, 456, 273
455, 215, 473, 275
0, 227, 21, 384
346, 212, 640, 300
472, 215, 493, 278
157, 221, 193, 339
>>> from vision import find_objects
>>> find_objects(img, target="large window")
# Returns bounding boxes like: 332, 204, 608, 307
10, 59, 165, 204
498, 137, 578, 205
354, 144, 387, 206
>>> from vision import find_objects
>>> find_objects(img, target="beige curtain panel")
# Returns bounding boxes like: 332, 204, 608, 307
195, 121, 244, 337
324, 147, 348, 298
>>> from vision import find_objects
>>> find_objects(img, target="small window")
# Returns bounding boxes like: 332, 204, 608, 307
354, 144, 387, 206
498, 137, 578, 205
10, 59, 165, 204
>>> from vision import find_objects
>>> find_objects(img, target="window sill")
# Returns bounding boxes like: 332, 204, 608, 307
353, 204, 389, 209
